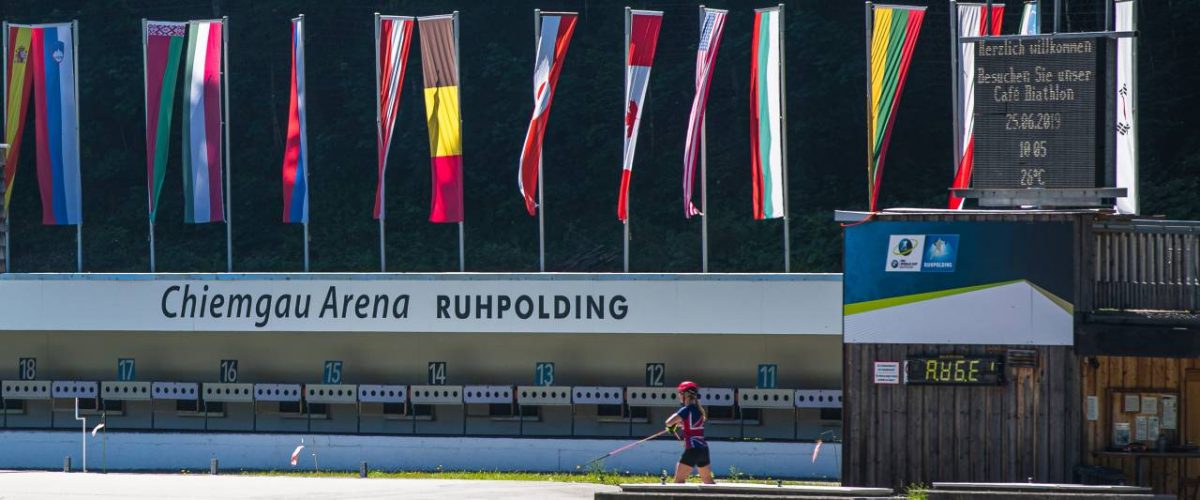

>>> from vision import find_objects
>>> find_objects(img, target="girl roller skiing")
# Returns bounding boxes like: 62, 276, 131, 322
664, 380, 714, 484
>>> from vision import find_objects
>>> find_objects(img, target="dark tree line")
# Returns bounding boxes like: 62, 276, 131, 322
1, 0, 1196, 273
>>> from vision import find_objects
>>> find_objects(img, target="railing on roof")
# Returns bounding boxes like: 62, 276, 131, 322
1092, 219, 1200, 312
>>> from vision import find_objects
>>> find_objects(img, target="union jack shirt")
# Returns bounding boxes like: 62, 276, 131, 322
673, 403, 707, 449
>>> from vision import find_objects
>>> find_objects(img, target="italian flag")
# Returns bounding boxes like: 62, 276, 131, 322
143, 21, 186, 222
182, 20, 225, 224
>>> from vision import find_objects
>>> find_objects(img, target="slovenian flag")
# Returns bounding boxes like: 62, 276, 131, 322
281, 16, 308, 224
4, 23, 82, 225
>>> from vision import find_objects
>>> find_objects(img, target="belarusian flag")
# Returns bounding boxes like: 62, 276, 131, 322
143, 21, 186, 223
182, 20, 225, 223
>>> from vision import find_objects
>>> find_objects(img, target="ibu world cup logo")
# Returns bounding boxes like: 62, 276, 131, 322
892, 238, 916, 256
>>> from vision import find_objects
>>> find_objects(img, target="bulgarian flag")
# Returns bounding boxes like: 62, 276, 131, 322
418, 14, 463, 223
616, 10, 662, 222
750, 6, 785, 220
3, 25, 35, 218
281, 16, 309, 224
948, 3, 1003, 210
866, 5, 924, 212
182, 20, 225, 223
518, 11, 577, 217
143, 21, 186, 223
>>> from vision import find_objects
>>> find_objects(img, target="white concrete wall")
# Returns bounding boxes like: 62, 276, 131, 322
0, 430, 840, 480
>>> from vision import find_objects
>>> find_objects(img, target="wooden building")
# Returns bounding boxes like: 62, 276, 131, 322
840, 210, 1200, 498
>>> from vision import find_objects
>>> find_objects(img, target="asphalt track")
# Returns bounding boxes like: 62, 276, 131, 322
0, 471, 619, 499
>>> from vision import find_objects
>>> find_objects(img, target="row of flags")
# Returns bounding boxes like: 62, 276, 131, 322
1, 6, 792, 234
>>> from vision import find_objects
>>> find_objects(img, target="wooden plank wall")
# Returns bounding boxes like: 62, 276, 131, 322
843, 344, 1081, 489
1083, 355, 1200, 498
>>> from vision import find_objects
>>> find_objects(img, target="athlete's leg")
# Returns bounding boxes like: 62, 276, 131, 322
674, 462, 693, 483
698, 465, 715, 484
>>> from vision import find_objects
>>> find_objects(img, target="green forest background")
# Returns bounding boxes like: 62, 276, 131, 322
1, 0, 1196, 273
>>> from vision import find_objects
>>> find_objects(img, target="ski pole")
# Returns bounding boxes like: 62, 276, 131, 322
580, 428, 670, 467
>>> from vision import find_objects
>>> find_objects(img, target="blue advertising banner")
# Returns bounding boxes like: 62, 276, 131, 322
845, 221, 1075, 345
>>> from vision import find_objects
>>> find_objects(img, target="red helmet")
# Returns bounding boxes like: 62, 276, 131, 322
677, 380, 700, 393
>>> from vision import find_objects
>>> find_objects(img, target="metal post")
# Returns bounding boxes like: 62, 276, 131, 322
699, 5, 708, 273
1053, 0, 1061, 33
1105, 0, 1113, 31
222, 17, 233, 273
534, 9, 545, 273
374, 13, 385, 272
142, 19, 155, 273
623, 7, 630, 273
299, 15, 310, 272
455, 11, 465, 272
74, 398, 87, 472
73, 20, 82, 273
2, 21, 9, 273
1036, 0, 1043, 33
985, 0, 993, 33
950, 0, 960, 180
864, 2, 875, 209
778, 3, 791, 273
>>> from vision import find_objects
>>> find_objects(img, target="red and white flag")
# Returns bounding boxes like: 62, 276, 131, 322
374, 15, 415, 220
617, 10, 662, 222
518, 12, 578, 216
290, 444, 305, 466
948, 3, 1003, 210
682, 8, 727, 218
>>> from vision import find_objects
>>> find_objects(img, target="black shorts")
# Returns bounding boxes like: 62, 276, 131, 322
679, 447, 711, 468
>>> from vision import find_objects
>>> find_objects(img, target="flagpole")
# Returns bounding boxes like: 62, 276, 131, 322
222, 16, 233, 273
534, 9, 545, 273
73, 20, 82, 273
2, 21, 9, 273
374, 13, 385, 272
778, 4, 790, 273
864, 2, 875, 210
454, 11, 465, 272
623, 6, 630, 273
299, 14, 310, 273
698, 6, 708, 274
950, 0, 961, 181
142, 19, 156, 272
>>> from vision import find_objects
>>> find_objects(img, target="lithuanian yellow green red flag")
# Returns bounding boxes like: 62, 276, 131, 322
866, 4, 925, 212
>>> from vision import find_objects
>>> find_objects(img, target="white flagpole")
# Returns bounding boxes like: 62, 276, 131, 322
142, 19, 155, 273
698, 6, 708, 274
2, 21, 8, 272
623, 7, 630, 273
455, 11, 465, 272
374, 13, 385, 272
73, 20, 82, 273
222, 17, 233, 272
778, 4, 790, 273
299, 14, 309, 272
534, 9, 545, 273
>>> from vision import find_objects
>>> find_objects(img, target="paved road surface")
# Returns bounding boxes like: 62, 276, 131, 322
0, 471, 618, 500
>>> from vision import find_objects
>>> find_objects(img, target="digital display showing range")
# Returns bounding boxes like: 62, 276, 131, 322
972, 37, 1101, 189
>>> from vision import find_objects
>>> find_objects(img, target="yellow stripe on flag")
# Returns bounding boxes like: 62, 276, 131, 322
868, 8, 893, 152
5, 27, 32, 146
4, 27, 33, 213
423, 85, 462, 157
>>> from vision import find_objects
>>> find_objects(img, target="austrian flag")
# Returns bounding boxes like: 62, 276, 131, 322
518, 11, 577, 216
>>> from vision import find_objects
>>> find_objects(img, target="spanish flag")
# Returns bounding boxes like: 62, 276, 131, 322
3, 25, 35, 217
418, 14, 463, 223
